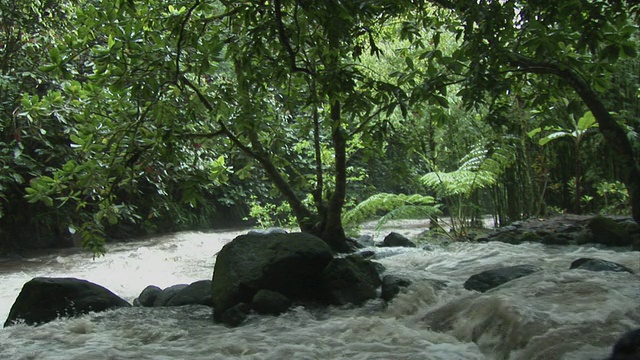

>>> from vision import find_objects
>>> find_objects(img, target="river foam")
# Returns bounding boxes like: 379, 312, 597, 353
0, 226, 638, 359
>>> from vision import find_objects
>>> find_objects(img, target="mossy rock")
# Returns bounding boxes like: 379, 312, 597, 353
519, 231, 542, 243
587, 216, 635, 246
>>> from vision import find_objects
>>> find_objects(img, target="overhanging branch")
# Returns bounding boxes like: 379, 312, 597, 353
274, 0, 315, 76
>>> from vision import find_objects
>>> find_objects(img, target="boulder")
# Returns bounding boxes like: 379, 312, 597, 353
4, 277, 130, 327
247, 227, 288, 236
482, 230, 523, 245
570, 258, 635, 274
167, 280, 213, 306
321, 256, 382, 305
153, 284, 188, 306
463, 265, 542, 293
380, 232, 416, 248
252, 289, 292, 315
355, 250, 376, 259
380, 275, 412, 302
211, 232, 333, 323
585, 215, 636, 246
609, 328, 640, 360
220, 303, 251, 328
135, 285, 162, 307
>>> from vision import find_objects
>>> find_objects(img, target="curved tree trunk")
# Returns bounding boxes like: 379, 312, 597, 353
512, 55, 640, 224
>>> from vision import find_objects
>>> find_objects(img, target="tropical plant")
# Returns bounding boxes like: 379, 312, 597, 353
410, 0, 640, 224
421, 137, 517, 234
528, 110, 600, 213
595, 180, 630, 215
342, 192, 441, 233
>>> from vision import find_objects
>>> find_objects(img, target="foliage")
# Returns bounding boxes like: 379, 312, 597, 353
528, 110, 601, 213
422, 138, 516, 196
3, 0, 639, 254
244, 195, 297, 229
595, 181, 630, 215
342, 192, 441, 232
420, 137, 517, 233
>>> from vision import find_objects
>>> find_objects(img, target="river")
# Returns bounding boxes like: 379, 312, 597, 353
0, 221, 638, 359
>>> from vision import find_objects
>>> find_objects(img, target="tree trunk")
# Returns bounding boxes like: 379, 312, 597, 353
320, 101, 352, 253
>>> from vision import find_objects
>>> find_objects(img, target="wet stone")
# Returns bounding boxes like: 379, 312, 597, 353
464, 264, 542, 293
570, 258, 635, 274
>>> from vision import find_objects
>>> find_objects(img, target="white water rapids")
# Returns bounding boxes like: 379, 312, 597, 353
0, 222, 638, 360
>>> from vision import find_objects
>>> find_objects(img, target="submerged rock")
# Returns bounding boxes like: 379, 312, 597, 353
4, 277, 130, 327
570, 258, 635, 274
252, 289, 291, 315
464, 265, 542, 293
609, 328, 640, 360
220, 303, 251, 328
136, 280, 213, 307
321, 256, 382, 305
380, 232, 416, 248
380, 275, 412, 302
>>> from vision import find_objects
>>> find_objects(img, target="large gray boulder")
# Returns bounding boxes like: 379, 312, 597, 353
211, 232, 333, 323
464, 265, 542, 293
4, 277, 130, 327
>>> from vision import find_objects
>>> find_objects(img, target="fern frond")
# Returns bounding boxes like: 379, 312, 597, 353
375, 205, 442, 231
423, 137, 517, 197
342, 193, 437, 226
421, 170, 496, 196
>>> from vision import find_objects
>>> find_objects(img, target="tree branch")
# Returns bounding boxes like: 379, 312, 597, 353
174, 0, 201, 83
273, 0, 315, 76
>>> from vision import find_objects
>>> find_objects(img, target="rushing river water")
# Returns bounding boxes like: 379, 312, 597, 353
0, 221, 638, 360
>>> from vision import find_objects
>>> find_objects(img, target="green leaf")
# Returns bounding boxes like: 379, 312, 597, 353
576, 111, 597, 131
539, 131, 569, 146
107, 34, 116, 49
405, 57, 414, 69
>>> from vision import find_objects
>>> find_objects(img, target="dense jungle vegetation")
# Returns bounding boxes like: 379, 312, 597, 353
1, 0, 638, 254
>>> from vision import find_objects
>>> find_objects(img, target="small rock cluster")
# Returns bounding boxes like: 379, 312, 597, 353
462, 257, 634, 293
477, 214, 640, 249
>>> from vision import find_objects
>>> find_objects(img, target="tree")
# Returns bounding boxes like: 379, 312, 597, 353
189, 1, 424, 251
412, 0, 640, 223
0, 0, 84, 249
528, 111, 600, 213
23, 0, 421, 253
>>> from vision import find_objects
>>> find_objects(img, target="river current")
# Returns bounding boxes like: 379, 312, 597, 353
0, 221, 638, 360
